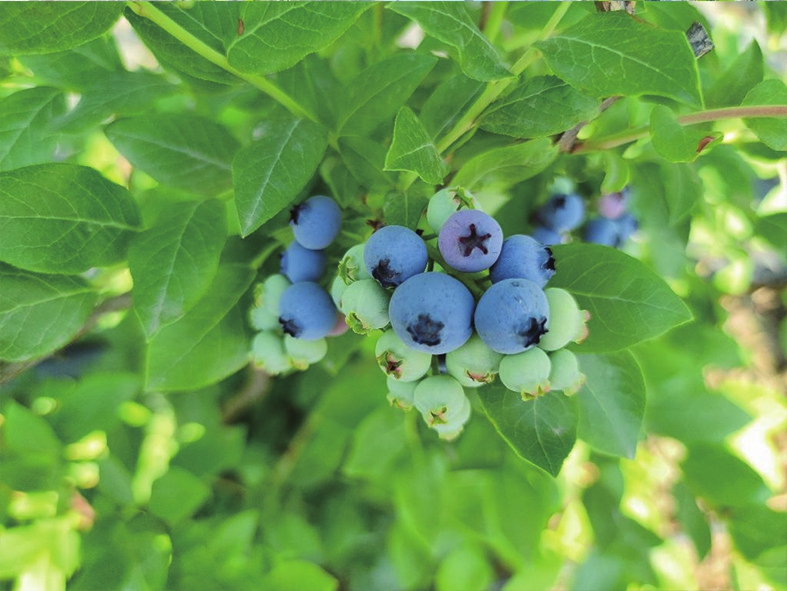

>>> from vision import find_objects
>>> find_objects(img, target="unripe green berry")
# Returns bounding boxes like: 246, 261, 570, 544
251, 331, 292, 375
338, 244, 371, 285
498, 348, 552, 399
249, 305, 280, 331
445, 333, 503, 388
548, 349, 585, 395
375, 330, 432, 382
340, 278, 391, 334
538, 288, 582, 351
414, 375, 467, 427
432, 394, 471, 441
426, 187, 480, 233
255, 274, 291, 316
284, 334, 327, 370
330, 275, 347, 309
387, 375, 417, 411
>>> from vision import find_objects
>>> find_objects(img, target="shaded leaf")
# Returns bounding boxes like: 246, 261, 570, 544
0, 163, 142, 274
233, 116, 327, 236
338, 136, 395, 192
0, 3, 123, 56
479, 386, 578, 477
0, 87, 66, 172
384, 107, 448, 185
387, 2, 510, 82
650, 105, 720, 163
576, 351, 646, 458
105, 115, 239, 196
707, 40, 764, 108
149, 467, 210, 525
0, 266, 96, 363
128, 199, 227, 338
742, 79, 787, 151
452, 138, 558, 191
480, 76, 600, 139
421, 74, 484, 141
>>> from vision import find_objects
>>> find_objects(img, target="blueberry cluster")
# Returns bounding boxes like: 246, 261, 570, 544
336, 188, 588, 441
531, 182, 638, 249
248, 195, 346, 374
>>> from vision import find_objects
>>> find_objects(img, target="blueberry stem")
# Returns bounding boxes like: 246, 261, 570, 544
425, 244, 485, 299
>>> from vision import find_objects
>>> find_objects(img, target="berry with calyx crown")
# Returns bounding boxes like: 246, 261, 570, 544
364, 225, 427, 289
387, 376, 418, 411
389, 272, 475, 355
426, 186, 480, 233
431, 393, 471, 441
498, 347, 552, 399
474, 278, 550, 354
445, 333, 503, 388
338, 243, 371, 285
340, 278, 391, 334
289, 195, 342, 250
438, 209, 504, 273
413, 375, 468, 428
375, 330, 432, 382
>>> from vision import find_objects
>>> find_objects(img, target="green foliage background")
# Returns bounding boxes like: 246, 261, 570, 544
0, 3, 785, 591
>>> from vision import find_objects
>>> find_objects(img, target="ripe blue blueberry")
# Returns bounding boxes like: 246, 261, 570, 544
474, 278, 550, 354
535, 193, 586, 233
614, 212, 638, 244
583, 217, 620, 247
389, 272, 475, 355
364, 225, 427, 289
438, 209, 503, 273
280, 241, 326, 283
531, 225, 562, 246
278, 282, 337, 340
289, 195, 342, 250
489, 234, 556, 288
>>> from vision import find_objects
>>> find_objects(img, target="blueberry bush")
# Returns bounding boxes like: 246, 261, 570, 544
1, 3, 786, 590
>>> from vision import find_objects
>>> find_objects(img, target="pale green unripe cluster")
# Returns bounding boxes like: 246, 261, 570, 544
499, 348, 552, 400
445, 334, 503, 388
375, 331, 431, 382
341, 279, 391, 334
426, 187, 481, 233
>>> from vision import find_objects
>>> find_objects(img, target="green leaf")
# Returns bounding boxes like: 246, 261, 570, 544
387, 2, 510, 82
338, 53, 437, 137
16, 36, 123, 91
707, 41, 764, 108
0, 87, 66, 172
479, 386, 578, 477
661, 161, 704, 224
755, 213, 787, 253
265, 560, 338, 591
480, 76, 600, 139
148, 467, 210, 525
58, 72, 178, 133
384, 107, 448, 185
124, 8, 238, 86
343, 406, 406, 482
536, 12, 702, 107
420, 74, 484, 141
681, 443, 771, 510
105, 115, 239, 196
576, 351, 646, 459
50, 372, 140, 443
728, 505, 787, 562
0, 267, 96, 363
742, 79, 787, 151
128, 199, 226, 339
0, 3, 123, 56
673, 482, 711, 560
338, 136, 396, 192
383, 187, 430, 231
3, 401, 61, 456
549, 243, 693, 352
0, 164, 142, 274
650, 105, 720, 163
233, 116, 327, 236
145, 264, 254, 391
276, 55, 342, 129
227, 3, 370, 75
452, 138, 558, 192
